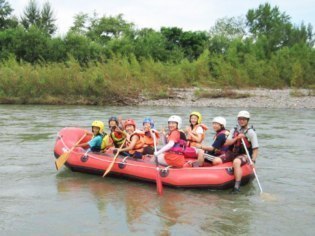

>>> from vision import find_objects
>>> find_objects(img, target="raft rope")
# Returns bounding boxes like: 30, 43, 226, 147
57, 133, 236, 171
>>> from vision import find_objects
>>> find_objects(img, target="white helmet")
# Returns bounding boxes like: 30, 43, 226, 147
168, 115, 182, 129
237, 110, 250, 119
212, 116, 226, 128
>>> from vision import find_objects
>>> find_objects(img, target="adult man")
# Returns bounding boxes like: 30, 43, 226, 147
224, 111, 259, 193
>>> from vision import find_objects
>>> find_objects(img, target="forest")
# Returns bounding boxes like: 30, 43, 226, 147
0, 0, 314, 104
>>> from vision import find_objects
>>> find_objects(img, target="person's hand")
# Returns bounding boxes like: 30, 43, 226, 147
186, 126, 192, 133
237, 133, 246, 140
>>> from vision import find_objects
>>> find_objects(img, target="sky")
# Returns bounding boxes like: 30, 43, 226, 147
9, 0, 315, 36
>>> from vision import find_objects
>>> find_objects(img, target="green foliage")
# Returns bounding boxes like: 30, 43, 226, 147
0, 1, 315, 105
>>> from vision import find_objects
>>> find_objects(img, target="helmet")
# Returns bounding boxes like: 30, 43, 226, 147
168, 115, 182, 129
91, 120, 104, 133
124, 119, 136, 129
237, 110, 250, 119
143, 117, 154, 128
108, 116, 119, 125
190, 111, 202, 124
212, 116, 226, 128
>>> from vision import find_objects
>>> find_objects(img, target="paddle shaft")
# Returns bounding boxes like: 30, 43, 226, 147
241, 138, 263, 193
102, 139, 126, 177
55, 132, 87, 170
153, 131, 163, 195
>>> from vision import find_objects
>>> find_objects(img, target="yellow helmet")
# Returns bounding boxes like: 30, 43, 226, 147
190, 111, 202, 124
91, 120, 104, 133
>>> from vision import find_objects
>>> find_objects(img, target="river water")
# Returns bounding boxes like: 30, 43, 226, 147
0, 105, 314, 235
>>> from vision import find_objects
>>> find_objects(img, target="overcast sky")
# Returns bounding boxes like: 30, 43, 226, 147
10, 0, 315, 36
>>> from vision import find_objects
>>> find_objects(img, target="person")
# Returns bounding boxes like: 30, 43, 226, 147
224, 111, 259, 193
114, 119, 145, 159
101, 116, 126, 150
186, 112, 208, 148
77, 120, 105, 152
195, 116, 229, 166
142, 117, 159, 155
153, 115, 187, 168
185, 111, 208, 163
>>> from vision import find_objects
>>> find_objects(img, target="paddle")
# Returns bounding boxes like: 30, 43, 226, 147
55, 132, 87, 170
153, 131, 163, 195
241, 138, 263, 193
102, 139, 126, 177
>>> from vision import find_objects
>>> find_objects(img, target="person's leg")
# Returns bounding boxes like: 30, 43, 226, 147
212, 157, 223, 165
196, 149, 205, 166
151, 153, 168, 166
232, 157, 242, 192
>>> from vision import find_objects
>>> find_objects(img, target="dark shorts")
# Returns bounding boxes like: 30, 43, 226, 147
220, 151, 248, 166
143, 146, 154, 155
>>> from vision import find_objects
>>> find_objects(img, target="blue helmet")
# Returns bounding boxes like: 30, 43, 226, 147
143, 117, 154, 128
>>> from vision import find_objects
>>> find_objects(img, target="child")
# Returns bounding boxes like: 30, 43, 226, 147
196, 117, 229, 166
142, 117, 159, 155
77, 120, 105, 152
114, 119, 145, 158
153, 115, 186, 168
185, 111, 208, 160
101, 116, 126, 150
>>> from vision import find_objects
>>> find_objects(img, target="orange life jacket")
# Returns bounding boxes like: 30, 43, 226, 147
143, 129, 159, 147
187, 124, 208, 147
126, 130, 145, 154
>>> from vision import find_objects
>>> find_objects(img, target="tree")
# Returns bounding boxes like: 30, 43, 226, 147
21, 0, 56, 35
246, 3, 292, 57
0, 0, 18, 30
69, 12, 89, 35
209, 16, 246, 40
86, 13, 135, 43
40, 1, 56, 35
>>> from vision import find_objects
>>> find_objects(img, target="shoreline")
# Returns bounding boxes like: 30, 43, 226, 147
138, 88, 315, 109
0, 88, 314, 109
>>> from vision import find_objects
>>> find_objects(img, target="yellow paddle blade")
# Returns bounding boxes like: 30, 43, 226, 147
260, 192, 278, 202
102, 139, 126, 177
55, 152, 70, 170
55, 133, 87, 171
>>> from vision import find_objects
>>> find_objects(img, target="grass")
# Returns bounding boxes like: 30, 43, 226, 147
195, 88, 251, 99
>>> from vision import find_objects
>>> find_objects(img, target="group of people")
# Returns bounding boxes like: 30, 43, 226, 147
78, 110, 259, 193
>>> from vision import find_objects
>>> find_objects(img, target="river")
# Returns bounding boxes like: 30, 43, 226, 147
0, 105, 314, 235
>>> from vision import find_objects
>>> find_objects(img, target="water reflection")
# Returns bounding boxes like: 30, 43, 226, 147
56, 172, 255, 234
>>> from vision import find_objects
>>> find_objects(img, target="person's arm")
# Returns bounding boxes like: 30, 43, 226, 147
154, 140, 175, 156
76, 142, 89, 148
196, 143, 214, 152
252, 148, 258, 163
188, 131, 202, 143
118, 135, 139, 153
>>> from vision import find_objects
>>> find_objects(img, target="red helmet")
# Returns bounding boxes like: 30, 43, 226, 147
124, 119, 136, 129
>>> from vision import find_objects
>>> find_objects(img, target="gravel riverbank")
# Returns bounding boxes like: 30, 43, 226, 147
139, 88, 315, 109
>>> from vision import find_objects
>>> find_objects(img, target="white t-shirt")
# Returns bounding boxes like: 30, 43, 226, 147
195, 126, 204, 135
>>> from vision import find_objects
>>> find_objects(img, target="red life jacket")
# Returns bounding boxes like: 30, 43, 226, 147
168, 130, 187, 155
231, 126, 254, 156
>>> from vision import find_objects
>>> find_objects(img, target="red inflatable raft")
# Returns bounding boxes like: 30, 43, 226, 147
54, 127, 254, 189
